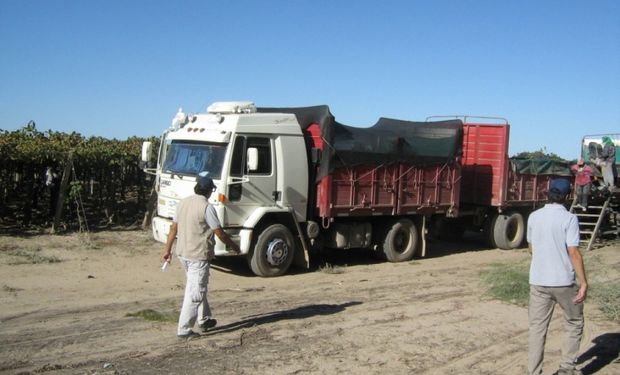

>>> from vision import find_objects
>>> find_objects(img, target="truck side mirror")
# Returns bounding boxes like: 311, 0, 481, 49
141, 141, 153, 163
247, 147, 258, 172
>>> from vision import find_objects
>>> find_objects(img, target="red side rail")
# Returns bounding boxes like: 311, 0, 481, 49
318, 163, 459, 219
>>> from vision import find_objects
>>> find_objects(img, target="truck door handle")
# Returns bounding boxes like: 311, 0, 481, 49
272, 191, 281, 201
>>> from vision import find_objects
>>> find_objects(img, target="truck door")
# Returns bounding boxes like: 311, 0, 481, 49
226, 135, 277, 226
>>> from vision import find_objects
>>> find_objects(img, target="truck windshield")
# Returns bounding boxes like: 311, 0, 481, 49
162, 141, 227, 179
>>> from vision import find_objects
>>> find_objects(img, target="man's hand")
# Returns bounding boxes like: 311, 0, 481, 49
163, 222, 177, 263
213, 227, 241, 254
228, 245, 241, 254
573, 283, 587, 304
567, 246, 588, 304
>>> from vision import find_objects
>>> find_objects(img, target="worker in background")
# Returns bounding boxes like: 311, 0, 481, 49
162, 175, 240, 339
527, 178, 587, 375
599, 136, 616, 190
570, 158, 593, 211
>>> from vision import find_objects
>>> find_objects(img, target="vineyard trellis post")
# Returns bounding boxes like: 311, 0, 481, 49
141, 178, 158, 230
51, 151, 73, 233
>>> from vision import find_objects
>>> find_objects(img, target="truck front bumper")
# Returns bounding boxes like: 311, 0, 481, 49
152, 216, 171, 244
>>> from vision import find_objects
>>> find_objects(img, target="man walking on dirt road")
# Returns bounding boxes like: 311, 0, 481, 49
527, 178, 588, 375
162, 175, 240, 339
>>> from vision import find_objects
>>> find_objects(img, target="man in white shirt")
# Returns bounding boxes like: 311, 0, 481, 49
527, 178, 588, 375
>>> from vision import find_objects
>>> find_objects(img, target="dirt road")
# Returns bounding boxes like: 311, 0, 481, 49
1, 230, 618, 375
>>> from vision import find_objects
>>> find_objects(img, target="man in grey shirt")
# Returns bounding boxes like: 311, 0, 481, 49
527, 178, 588, 375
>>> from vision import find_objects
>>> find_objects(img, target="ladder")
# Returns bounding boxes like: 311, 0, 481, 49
571, 195, 614, 252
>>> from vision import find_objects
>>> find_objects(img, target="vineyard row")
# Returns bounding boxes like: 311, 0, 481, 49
0, 123, 159, 231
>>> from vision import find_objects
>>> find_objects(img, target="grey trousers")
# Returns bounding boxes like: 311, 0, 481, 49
177, 257, 212, 335
528, 285, 584, 375
575, 184, 590, 208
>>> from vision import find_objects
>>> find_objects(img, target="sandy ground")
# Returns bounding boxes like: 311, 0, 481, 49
0, 230, 618, 375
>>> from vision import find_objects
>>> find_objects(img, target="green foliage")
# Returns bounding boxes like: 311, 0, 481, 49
482, 261, 620, 322
591, 282, 620, 322
68, 181, 84, 202
481, 262, 530, 306
512, 147, 568, 162
126, 309, 177, 323
0, 122, 160, 228
0, 123, 158, 166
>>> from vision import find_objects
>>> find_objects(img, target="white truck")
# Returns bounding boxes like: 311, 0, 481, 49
141, 101, 465, 277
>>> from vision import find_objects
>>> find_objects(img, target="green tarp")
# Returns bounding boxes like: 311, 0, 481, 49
510, 157, 572, 176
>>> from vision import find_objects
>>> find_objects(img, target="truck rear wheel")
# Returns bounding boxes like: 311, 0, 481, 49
483, 215, 498, 248
382, 218, 418, 262
492, 211, 525, 250
250, 224, 295, 277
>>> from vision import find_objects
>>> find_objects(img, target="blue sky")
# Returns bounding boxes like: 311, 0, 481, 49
1, 0, 619, 159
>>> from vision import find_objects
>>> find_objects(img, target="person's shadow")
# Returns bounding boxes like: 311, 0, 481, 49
577, 332, 620, 374
204, 301, 362, 335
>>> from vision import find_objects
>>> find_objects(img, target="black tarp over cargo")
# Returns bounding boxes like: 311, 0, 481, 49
258, 106, 463, 180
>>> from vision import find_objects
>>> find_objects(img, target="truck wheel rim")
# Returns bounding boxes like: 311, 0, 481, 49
266, 238, 288, 266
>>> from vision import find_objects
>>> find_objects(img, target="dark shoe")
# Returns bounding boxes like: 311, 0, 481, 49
177, 331, 201, 340
200, 318, 217, 332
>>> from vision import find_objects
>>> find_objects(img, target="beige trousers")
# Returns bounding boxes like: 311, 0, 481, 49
528, 285, 584, 375
177, 257, 212, 336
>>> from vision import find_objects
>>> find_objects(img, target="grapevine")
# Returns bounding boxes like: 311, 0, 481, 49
0, 123, 159, 231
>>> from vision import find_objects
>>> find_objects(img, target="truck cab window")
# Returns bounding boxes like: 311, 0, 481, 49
162, 141, 226, 179
230, 136, 272, 176
230, 137, 246, 177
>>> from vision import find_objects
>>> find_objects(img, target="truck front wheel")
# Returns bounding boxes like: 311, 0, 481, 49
250, 224, 295, 277
492, 211, 525, 250
382, 218, 418, 262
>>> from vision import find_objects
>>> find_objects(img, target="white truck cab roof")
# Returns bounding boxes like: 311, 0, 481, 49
168, 101, 303, 141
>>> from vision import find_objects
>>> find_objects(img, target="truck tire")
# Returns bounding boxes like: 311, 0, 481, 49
483, 215, 498, 249
382, 218, 418, 262
250, 224, 295, 277
492, 211, 525, 250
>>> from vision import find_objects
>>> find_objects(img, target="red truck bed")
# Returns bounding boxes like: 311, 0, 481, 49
316, 162, 460, 219
461, 122, 571, 210
302, 120, 462, 220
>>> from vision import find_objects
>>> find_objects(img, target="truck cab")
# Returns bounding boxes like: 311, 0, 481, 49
142, 102, 310, 276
